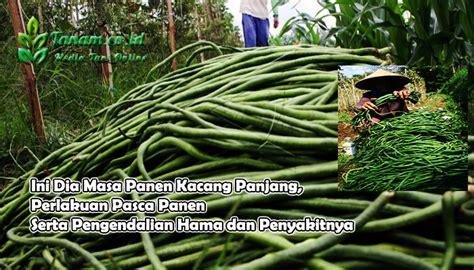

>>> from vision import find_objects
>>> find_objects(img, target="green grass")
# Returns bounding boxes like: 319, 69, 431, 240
338, 112, 352, 124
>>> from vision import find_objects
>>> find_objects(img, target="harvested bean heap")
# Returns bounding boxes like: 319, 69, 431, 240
343, 110, 467, 191
1, 42, 473, 269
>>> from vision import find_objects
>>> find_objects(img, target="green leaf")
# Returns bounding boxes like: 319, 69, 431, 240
305, 20, 319, 44
33, 48, 49, 65
33, 32, 48, 49
27, 17, 39, 35
278, 17, 297, 36
18, 48, 33, 64
432, 0, 449, 33
427, 31, 453, 44
294, 26, 307, 41
18, 33, 32, 48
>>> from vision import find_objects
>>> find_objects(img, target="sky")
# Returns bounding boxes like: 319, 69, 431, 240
339, 66, 407, 79
225, 0, 331, 37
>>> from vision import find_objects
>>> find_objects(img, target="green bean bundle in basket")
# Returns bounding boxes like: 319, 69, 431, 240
343, 110, 467, 191
1, 41, 473, 270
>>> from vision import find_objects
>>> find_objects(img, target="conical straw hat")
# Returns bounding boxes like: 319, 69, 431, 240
355, 69, 411, 90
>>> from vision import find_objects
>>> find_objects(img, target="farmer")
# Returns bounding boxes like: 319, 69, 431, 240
355, 69, 412, 123
240, 0, 288, 47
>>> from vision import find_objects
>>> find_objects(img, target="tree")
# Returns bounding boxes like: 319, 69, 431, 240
96, 0, 113, 89
166, 0, 177, 70
214, 0, 221, 20
193, 1, 205, 62
204, 0, 214, 24
36, 0, 44, 33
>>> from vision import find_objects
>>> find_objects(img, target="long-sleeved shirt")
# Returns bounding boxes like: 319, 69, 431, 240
240, 0, 288, 20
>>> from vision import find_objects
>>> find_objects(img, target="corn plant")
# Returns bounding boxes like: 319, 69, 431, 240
274, 0, 473, 66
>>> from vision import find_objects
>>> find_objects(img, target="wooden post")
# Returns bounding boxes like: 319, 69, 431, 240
8, 0, 46, 142
98, 33, 113, 89
166, 0, 177, 70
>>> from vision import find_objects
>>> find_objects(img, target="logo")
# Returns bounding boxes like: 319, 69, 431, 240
18, 17, 49, 65
16, 16, 147, 65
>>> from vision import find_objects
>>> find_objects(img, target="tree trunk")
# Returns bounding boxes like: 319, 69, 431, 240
8, 0, 46, 142
215, 0, 221, 20
166, 0, 177, 70
96, 0, 113, 89
75, 0, 80, 27
65, 0, 72, 24
70, 0, 77, 27
161, 16, 166, 39
204, 0, 213, 23
127, 0, 132, 32
37, 0, 44, 33
193, 4, 205, 62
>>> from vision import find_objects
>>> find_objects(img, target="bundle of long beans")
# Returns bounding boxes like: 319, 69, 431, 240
343, 110, 467, 191
351, 91, 421, 127
0, 41, 473, 269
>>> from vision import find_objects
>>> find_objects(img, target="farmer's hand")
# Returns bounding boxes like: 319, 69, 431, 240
361, 100, 378, 111
393, 89, 410, 99
273, 17, 279, 28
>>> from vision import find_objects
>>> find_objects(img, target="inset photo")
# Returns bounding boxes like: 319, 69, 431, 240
338, 66, 468, 191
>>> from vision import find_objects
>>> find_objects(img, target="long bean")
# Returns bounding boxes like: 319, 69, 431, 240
231, 191, 394, 269
7, 227, 105, 270
441, 192, 456, 270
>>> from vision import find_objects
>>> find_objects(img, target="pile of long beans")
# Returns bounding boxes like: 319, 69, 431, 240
0, 41, 473, 269
343, 110, 467, 191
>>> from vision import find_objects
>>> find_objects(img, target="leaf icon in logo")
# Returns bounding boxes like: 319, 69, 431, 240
18, 48, 34, 64
33, 48, 49, 64
27, 16, 39, 36
18, 33, 32, 49
33, 32, 48, 50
